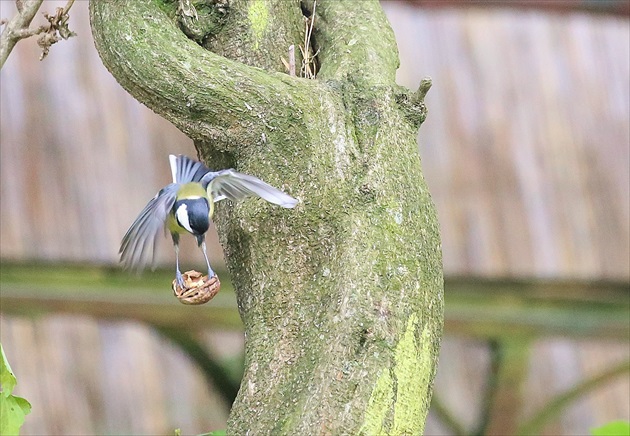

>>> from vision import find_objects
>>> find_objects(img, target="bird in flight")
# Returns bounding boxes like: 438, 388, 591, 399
120, 154, 298, 288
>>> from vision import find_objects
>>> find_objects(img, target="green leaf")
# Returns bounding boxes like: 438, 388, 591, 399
0, 394, 32, 435
0, 344, 31, 435
0, 344, 17, 396
199, 431, 227, 436
591, 420, 630, 436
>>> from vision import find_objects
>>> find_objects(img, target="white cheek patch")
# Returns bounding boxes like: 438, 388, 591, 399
175, 204, 194, 233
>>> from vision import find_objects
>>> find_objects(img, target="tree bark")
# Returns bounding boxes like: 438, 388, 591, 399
0, 0, 44, 68
89, 0, 443, 434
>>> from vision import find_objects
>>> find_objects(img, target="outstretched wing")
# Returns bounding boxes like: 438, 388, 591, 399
202, 169, 298, 208
119, 184, 178, 272
169, 154, 210, 184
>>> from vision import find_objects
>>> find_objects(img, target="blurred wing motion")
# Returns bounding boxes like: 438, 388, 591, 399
203, 169, 298, 208
120, 155, 297, 274
169, 154, 209, 184
119, 184, 179, 272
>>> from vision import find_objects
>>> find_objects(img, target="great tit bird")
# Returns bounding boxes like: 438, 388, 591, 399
120, 154, 298, 288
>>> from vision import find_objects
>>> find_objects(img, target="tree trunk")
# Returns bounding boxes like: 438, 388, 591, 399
89, 0, 444, 434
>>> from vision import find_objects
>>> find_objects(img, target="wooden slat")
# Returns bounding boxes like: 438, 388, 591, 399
399, 0, 630, 16
2, 262, 627, 339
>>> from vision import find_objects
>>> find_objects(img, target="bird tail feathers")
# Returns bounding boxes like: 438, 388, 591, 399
169, 154, 210, 184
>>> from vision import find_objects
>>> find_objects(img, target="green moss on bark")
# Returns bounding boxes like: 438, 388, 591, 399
247, 0, 269, 50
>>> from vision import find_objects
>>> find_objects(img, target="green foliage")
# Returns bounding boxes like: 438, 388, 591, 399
591, 420, 630, 436
0, 344, 31, 435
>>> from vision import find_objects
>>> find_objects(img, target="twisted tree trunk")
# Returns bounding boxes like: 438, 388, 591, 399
90, 0, 443, 433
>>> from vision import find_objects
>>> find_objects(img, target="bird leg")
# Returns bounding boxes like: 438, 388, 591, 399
197, 236, 216, 278
172, 233, 186, 288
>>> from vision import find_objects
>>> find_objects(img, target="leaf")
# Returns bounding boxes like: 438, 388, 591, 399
0, 344, 31, 435
199, 431, 227, 436
591, 420, 630, 436
0, 344, 17, 396
0, 394, 32, 435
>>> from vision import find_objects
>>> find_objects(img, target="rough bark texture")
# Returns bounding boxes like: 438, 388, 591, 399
89, 0, 443, 434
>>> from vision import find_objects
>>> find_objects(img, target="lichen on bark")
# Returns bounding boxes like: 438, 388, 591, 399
89, 0, 443, 433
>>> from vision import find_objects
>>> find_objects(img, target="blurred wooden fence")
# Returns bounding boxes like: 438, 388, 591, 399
1, 1, 628, 434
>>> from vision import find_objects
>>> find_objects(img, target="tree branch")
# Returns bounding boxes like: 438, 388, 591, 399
429, 393, 468, 435
518, 360, 630, 435
153, 326, 242, 407
482, 340, 531, 435
200, 0, 306, 74
0, 0, 44, 69
89, 0, 311, 148
313, 0, 400, 84
0, 0, 77, 67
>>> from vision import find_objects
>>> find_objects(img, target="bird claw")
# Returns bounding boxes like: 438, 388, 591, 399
175, 271, 187, 289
